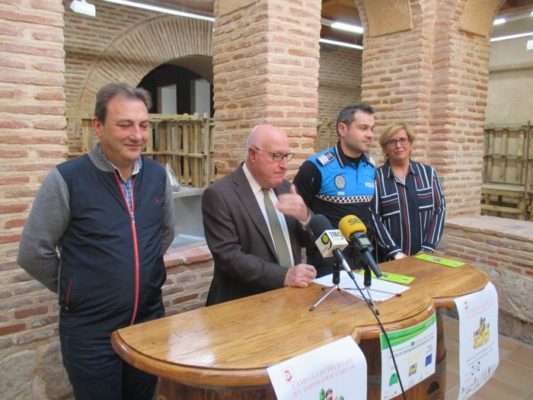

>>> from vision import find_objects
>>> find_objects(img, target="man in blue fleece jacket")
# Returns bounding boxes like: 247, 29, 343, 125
17, 83, 175, 400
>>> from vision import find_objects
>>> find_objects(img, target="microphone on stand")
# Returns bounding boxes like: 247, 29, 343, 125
312, 220, 407, 399
338, 214, 383, 278
308, 214, 355, 279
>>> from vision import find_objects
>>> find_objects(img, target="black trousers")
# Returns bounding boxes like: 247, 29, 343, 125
60, 333, 157, 400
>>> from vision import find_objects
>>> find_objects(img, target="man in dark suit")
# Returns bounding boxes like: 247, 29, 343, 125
202, 124, 317, 305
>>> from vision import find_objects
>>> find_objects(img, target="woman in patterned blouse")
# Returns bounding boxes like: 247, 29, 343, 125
370, 122, 446, 262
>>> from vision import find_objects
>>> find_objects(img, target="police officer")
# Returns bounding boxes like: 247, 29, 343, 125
293, 103, 376, 276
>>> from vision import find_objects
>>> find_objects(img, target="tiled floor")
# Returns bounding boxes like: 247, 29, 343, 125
443, 315, 533, 400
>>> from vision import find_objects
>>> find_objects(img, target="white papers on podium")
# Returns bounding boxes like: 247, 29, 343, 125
455, 282, 499, 400
267, 336, 367, 400
314, 272, 410, 301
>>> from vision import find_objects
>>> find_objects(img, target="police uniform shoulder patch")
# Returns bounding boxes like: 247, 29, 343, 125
317, 151, 335, 166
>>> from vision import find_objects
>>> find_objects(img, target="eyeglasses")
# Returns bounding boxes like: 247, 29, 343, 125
253, 147, 294, 162
385, 137, 410, 148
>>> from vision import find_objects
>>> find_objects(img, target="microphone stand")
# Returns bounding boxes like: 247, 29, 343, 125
345, 263, 398, 306
363, 264, 378, 313
309, 229, 408, 400
309, 260, 344, 311
343, 263, 407, 400
341, 263, 380, 316
309, 260, 380, 314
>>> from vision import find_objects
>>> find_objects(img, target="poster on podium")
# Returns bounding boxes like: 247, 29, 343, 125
455, 282, 499, 400
267, 336, 367, 400
379, 313, 437, 400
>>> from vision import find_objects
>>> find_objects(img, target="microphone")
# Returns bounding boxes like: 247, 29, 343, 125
338, 215, 383, 278
308, 214, 355, 279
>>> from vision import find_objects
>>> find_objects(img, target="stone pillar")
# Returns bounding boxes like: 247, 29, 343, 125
212, 0, 321, 177
359, 0, 498, 217
0, 2, 70, 399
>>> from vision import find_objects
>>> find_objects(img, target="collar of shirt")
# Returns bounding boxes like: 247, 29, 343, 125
385, 160, 417, 179
242, 162, 264, 195
97, 144, 142, 183
335, 141, 371, 168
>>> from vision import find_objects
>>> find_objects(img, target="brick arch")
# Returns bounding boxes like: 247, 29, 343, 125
77, 16, 213, 110
357, 0, 413, 38
460, 0, 506, 37
357, 0, 506, 39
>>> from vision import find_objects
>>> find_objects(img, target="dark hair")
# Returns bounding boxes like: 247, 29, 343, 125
94, 83, 152, 122
336, 103, 375, 134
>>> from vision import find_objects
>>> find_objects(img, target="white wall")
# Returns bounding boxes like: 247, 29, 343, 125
192, 79, 211, 116
486, 18, 533, 125
158, 84, 178, 114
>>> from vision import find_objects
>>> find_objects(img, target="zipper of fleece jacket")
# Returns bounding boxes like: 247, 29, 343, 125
114, 174, 140, 325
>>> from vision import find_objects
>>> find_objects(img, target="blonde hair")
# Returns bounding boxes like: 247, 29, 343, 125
379, 122, 416, 158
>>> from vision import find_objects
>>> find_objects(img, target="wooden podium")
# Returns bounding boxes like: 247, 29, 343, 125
111, 256, 488, 399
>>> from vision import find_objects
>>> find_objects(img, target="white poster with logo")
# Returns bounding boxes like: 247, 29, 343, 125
455, 282, 499, 400
380, 313, 437, 400
267, 336, 367, 400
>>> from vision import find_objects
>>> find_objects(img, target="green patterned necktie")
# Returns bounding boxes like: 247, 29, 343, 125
262, 189, 292, 267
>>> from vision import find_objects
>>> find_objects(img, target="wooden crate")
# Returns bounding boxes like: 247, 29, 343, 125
528, 191, 533, 222
149, 114, 214, 188
482, 122, 532, 220
483, 124, 531, 186
481, 183, 528, 219
66, 113, 215, 188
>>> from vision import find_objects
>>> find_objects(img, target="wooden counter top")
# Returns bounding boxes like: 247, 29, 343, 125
112, 256, 488, 389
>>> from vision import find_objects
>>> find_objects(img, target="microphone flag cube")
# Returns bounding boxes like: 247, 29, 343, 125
315, 230, 348, 257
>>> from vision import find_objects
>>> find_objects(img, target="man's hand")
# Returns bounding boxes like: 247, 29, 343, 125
284, 264, 317, 288
277, 184, 310, 223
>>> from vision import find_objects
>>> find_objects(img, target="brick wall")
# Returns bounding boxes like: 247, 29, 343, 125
0, 2, 215, 398
318, 44, 362, 121
64, 1, 213, 118
0, 0, 69, 398
2, 0, 531, 397
360, 0, 488, 217
212, 0, 321, 178
360, 0, 436, 159
428, 3, 489, 217
317, 44, 362, 151
442, 216, 533, 342
357, 0, 532, 342
163, 247, 213, 314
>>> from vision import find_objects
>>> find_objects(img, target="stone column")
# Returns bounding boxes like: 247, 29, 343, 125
212, 0, 321, 177
359, 0, 498, 217
0, 2, 71, 399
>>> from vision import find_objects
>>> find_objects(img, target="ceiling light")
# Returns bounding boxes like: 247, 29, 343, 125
102, 0, 215, 22
493, 18, 506, 25
330, 21, 364, 34
70, 0, 96, 17
491, 32, 533, 42
320, 38, 363, 50
527, 40, 533, 51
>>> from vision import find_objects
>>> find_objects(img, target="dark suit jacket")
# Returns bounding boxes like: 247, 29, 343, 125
202, 165, 309, 305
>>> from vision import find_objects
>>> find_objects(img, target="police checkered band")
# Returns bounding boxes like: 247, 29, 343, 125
317, 194, 373, 204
